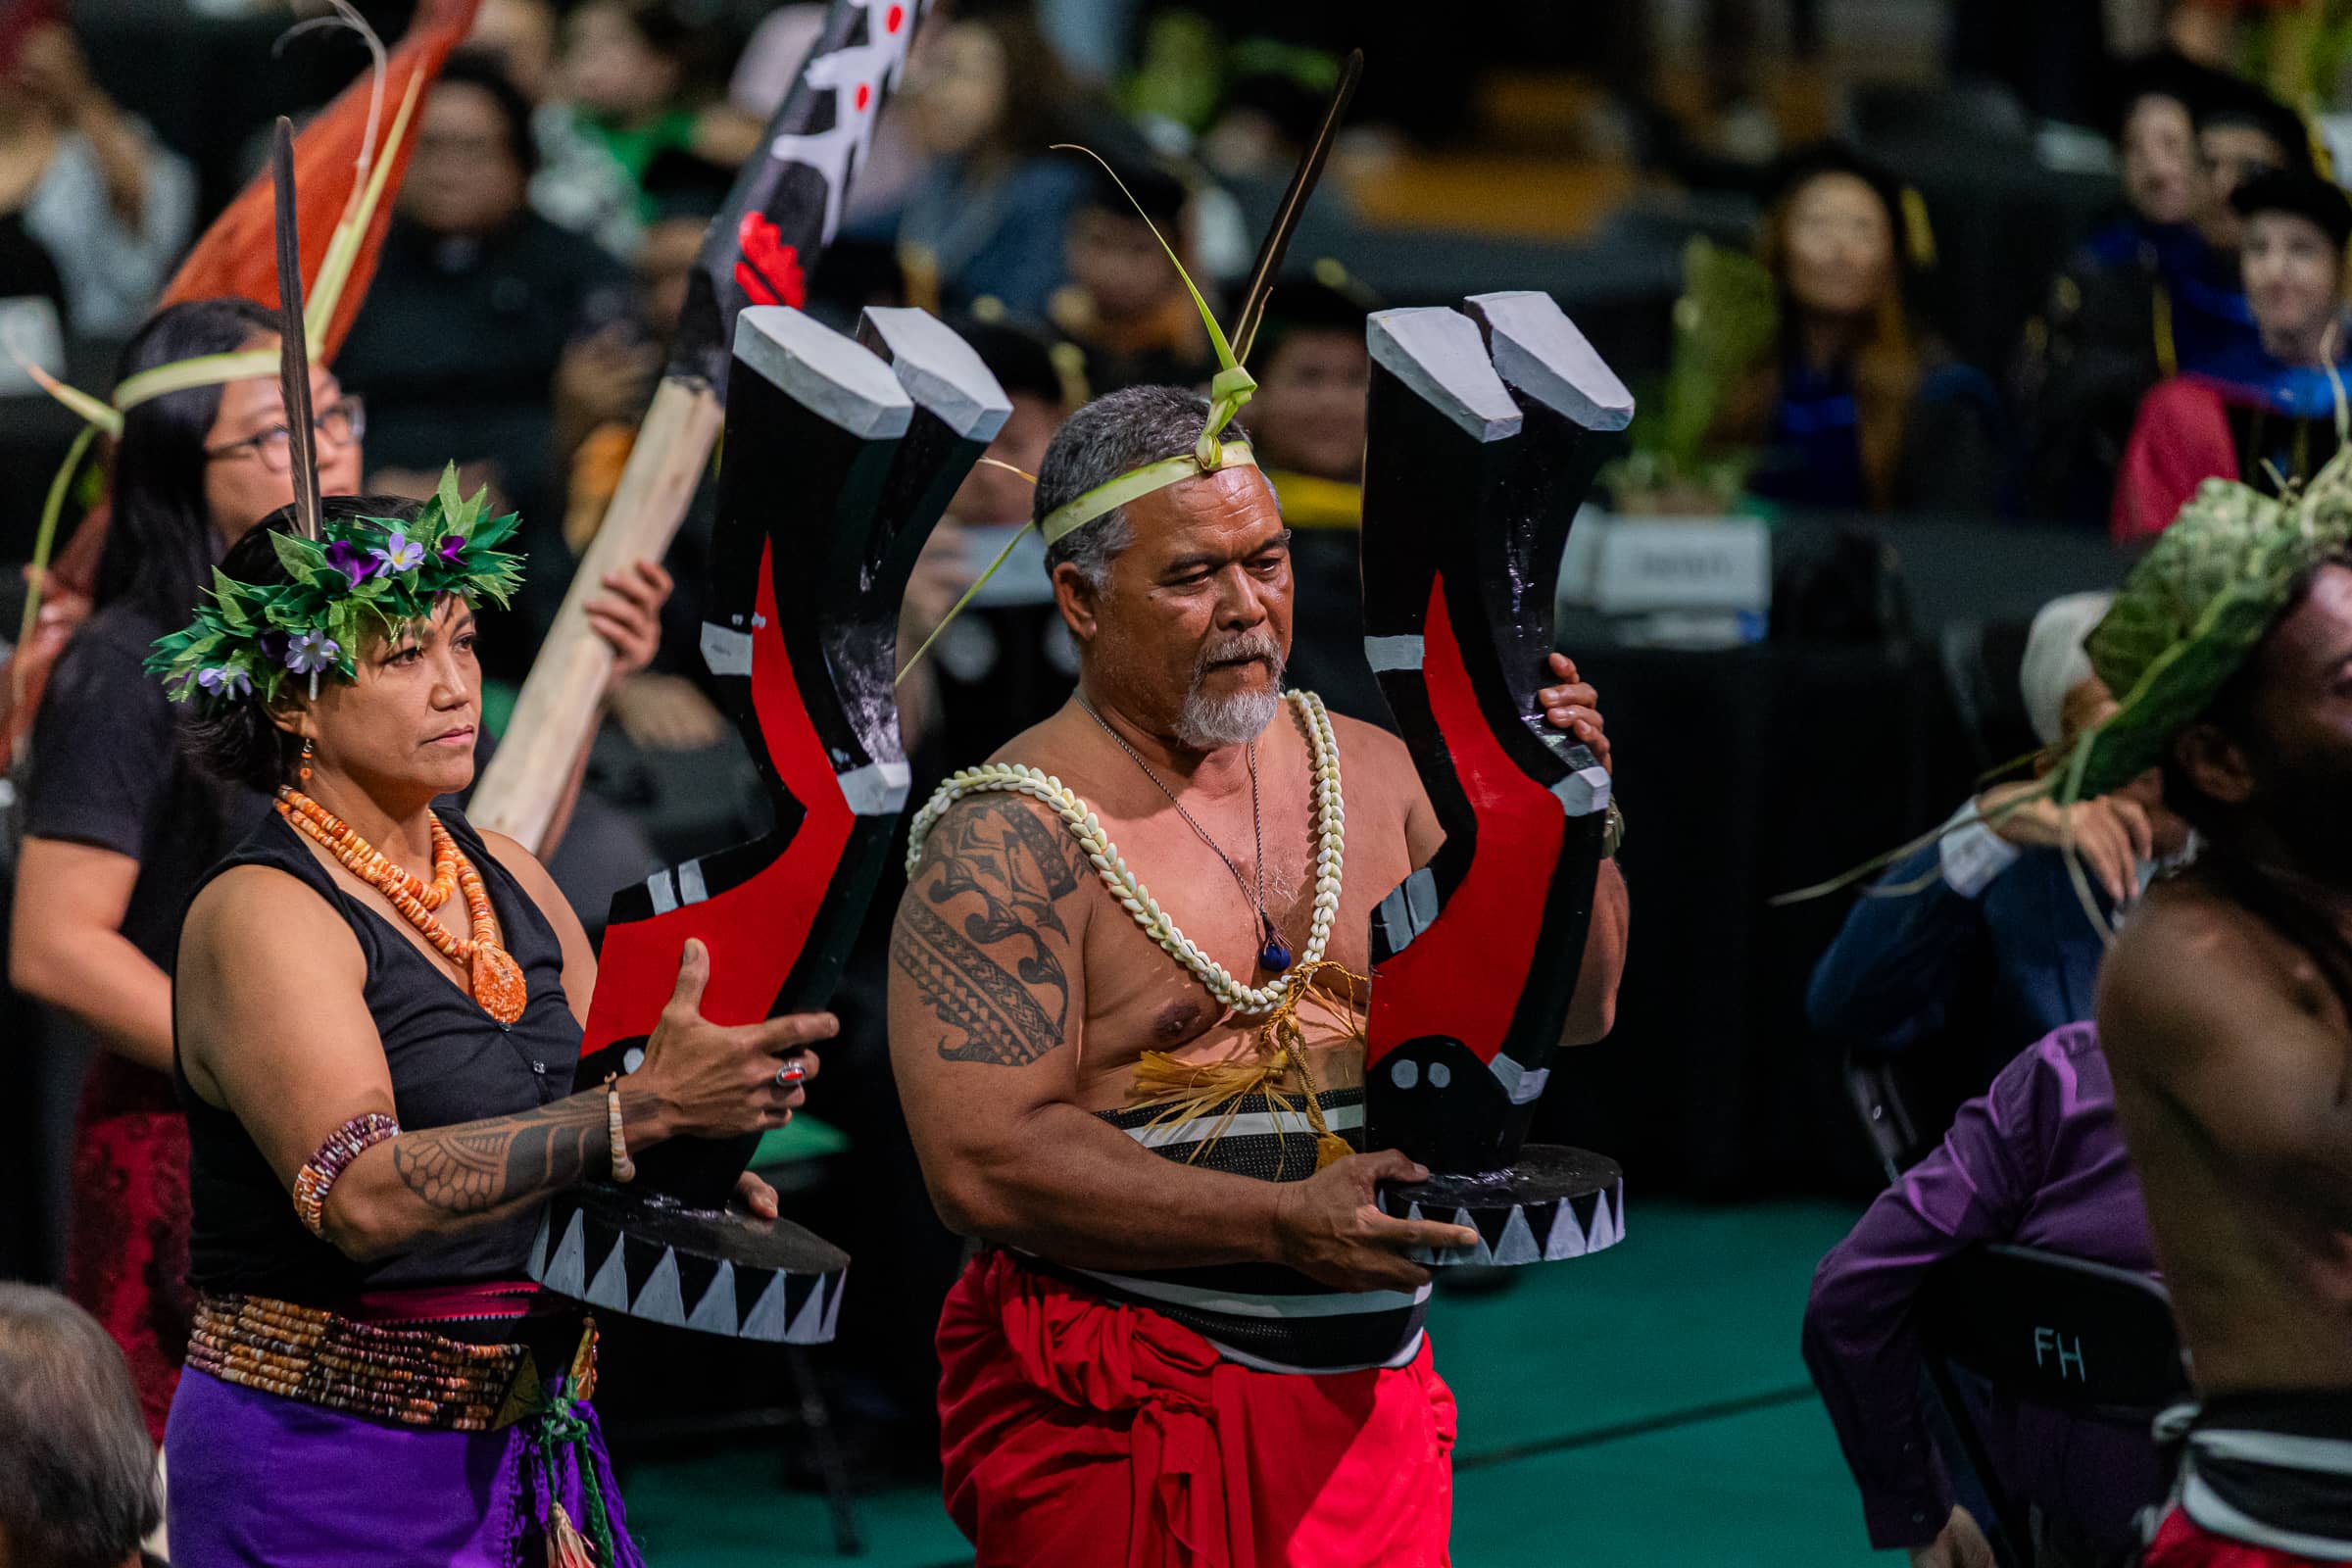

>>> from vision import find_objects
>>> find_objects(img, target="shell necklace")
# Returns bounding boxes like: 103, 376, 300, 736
906, 690, 1345, 1016
277, 789, 529, 1025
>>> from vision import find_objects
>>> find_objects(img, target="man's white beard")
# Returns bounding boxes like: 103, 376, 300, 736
1174, 684, 1283, 751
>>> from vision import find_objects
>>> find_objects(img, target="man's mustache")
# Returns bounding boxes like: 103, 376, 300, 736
1194, 631, 1285, 678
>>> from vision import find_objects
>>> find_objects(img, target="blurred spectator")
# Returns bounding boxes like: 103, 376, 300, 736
895, 6, 1091, 321
467, 0, 558, 102
2014, 53, 2234, 525
2112, 169, 2350, 542
560, 146, 731, 753
1710, 146, 2006, 515
1804, 1022, 2160, 1568
0, 22, 193, 337
11, 297, 359, 1441
1249, 264, 1376, 505
1045, 156, 1216, 392
1807, 593, 2190, 1078
533, 0, 759, 259
1248, 263, 1387, 723
0, 1284, 163, 1568
336, 50, 635, 662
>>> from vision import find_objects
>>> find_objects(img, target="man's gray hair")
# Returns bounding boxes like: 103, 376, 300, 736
1035, 384, 1250, 589
0, 1284, 161, 1568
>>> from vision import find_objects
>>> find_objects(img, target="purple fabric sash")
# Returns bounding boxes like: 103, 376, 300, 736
164, 1366, 643, 1567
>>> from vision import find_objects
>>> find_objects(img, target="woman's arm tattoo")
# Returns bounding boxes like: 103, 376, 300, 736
389, 1088, 650, 1215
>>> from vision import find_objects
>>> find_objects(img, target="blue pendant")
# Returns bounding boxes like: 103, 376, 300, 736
1260, 916, 1292, 972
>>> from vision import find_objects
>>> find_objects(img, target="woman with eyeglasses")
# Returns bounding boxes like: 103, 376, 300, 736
6, 295, 671, 1440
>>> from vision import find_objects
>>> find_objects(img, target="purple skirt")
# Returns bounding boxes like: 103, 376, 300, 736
164, 1366, 643, 1567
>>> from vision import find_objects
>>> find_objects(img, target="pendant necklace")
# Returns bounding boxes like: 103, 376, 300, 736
1076, 699, 1292, 971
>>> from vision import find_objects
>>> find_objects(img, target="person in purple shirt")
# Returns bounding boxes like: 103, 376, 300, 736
1803, 1022, 2160, 1567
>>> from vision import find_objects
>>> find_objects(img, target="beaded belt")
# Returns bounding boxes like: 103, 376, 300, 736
188, 1292, 593, 1432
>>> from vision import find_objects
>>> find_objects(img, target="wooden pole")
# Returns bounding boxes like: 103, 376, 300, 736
468, 375, 724, 850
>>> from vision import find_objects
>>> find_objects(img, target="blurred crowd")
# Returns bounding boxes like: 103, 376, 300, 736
12, 0, 2352, 1561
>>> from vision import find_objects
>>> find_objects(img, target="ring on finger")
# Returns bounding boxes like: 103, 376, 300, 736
775, 1061, 805, 1088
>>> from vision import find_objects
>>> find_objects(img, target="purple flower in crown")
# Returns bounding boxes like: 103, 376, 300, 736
372, 529, 427, 575
196, 665, 252, 699
437, 534, 466, 565
256, 628, 289, 662
324, 538, 381, 588
284, 629, 340, 675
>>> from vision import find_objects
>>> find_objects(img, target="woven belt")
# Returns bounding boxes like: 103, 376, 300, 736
188, 1292, 593, 1432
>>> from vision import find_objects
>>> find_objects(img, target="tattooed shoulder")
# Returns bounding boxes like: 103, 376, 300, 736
894, 796, 1090, 1067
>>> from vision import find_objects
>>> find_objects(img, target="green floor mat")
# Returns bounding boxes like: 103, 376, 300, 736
618, 1199, 1875, 1566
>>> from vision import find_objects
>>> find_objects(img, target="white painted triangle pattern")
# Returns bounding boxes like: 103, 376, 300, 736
1545, 1199, 1588, 1260
634, 1251, 687, 1326
1448, 1206, 1494, 1267
818, 1270, 848, 1342
785, 1277, 829, 1343
1494, 1205, 1542, 1266
685, 1260, 740, 1335
583, 1239, 632, 1311
541, 1210, 588, 1297
740, 1272, 792, 1342
1586, 1189, 1622, 1252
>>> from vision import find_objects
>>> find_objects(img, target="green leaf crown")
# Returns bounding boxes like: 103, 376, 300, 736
144, 466, 525, 708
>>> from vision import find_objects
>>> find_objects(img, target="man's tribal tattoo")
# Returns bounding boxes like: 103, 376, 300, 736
390, 1089, 647, 1215
893, 797, 1084, 1067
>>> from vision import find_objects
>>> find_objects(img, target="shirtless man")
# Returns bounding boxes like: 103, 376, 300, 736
2092, 501, 2352, 1563
889, 384, 1630, 1566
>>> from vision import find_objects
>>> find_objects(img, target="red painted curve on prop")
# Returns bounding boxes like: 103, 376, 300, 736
582, 537, 854, 1052
1365, 576, 1561, 1067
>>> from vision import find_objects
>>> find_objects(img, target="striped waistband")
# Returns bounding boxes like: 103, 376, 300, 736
2171, 1392, 2352, 1558
1069, 1088, 1417, 1373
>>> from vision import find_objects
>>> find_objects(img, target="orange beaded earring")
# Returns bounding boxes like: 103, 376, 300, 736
299, 737, 314, 782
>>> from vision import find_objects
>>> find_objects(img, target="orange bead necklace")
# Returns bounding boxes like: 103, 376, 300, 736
277, 788, 528, 1025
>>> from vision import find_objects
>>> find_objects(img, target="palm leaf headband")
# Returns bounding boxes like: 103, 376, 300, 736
896, 49, 1363, 683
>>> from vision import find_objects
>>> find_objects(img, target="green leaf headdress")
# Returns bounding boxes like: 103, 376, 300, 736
895, 50, 1363, 683
145, 465, 524, 709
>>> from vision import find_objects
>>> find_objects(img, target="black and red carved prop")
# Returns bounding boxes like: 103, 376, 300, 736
523, 305, 1010, 1338
1359, 291, 1634, 1267
472, 0, 932, 850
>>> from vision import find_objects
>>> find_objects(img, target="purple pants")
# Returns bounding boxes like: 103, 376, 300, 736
164, 1366, 643, 1567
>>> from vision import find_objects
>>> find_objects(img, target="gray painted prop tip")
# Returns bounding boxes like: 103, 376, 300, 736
1464, 290, 1636, 433
1366, 307, 1522, 443
733, 306, 913, 441
858, 307, 1013, 443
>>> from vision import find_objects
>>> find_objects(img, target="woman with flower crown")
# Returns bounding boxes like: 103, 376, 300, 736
152, 486, 835, 1564
7, 297, 671, 1445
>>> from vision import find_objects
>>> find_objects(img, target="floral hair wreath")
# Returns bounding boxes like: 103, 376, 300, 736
146, 465, 524, 708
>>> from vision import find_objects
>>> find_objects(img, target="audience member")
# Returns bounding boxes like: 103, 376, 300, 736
336, 51, 635, 658
467, 0, 559, 104
2113, 170, 2351, 542
1805, 1022, 2160, 1568
0, 1284, 163, 1568
532, 0, 757, 259
1711, 145, 2006, 515
2014, 52, 2227, 524
0, 22, 193, 337
894, 6, 1092, 321
1045, 155, 1217, 392
1807, 593, 2189, 1080
2156, 73, 2313, 377
9, 296, 666, 1438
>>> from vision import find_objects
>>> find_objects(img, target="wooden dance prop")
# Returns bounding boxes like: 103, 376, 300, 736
1359, 291, 1634, 1267
473, 0, 932, 850
525, 306, 1009, 1338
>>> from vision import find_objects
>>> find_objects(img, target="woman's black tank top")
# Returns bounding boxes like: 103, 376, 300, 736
177, 807, 582, 1306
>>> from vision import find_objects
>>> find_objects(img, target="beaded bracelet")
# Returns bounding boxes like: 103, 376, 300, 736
292, 1111, 401, 1238
605, 1073, 636, 1184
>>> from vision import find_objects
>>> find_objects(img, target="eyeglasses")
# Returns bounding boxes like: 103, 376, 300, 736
204, 395, 367, 472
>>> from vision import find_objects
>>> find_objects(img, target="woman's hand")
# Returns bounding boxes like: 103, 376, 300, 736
588, 560, 671, 695
1538, 651, 1611, 772
1976, 780, 2155, 905
636, 939, 834, 1140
